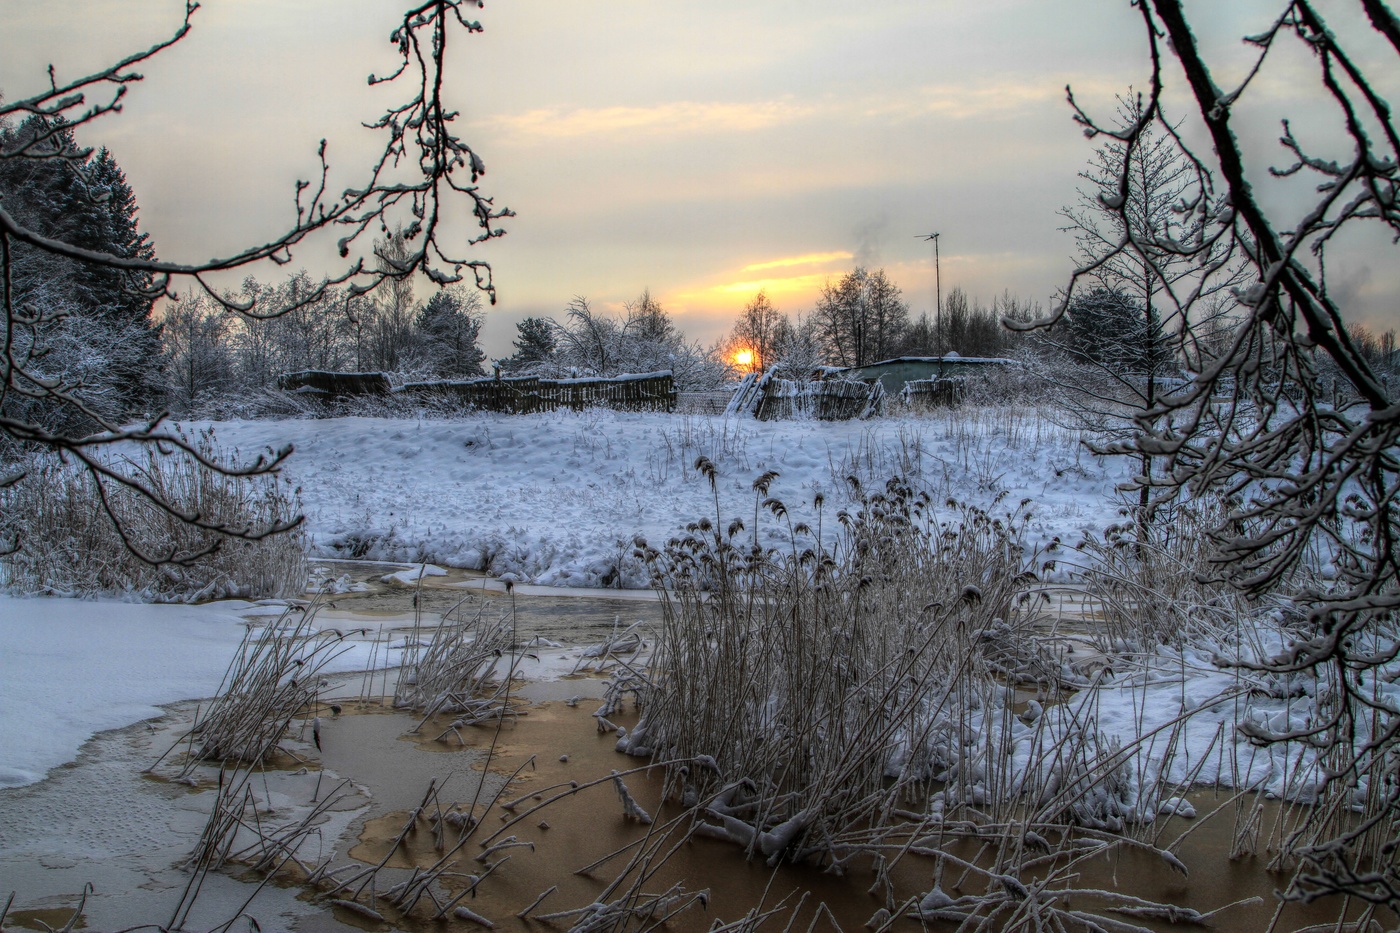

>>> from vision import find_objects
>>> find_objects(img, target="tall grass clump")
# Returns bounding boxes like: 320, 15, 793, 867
394, 597, 516, 727
1070, 497, 1261, 652
631, 464, 1076, 851
159, 608, 356, 771
0, 430, 306, 601
607, 463, 1258, 929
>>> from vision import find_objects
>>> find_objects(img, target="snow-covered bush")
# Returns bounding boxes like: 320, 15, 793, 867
523, 294, 732, 390
0, 431, 306, 601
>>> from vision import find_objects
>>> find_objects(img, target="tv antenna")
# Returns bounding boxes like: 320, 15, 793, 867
918, 232, 942, 357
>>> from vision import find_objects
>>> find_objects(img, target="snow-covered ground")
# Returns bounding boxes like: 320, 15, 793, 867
0, 597, 258, 788
199, 408, 1130, 587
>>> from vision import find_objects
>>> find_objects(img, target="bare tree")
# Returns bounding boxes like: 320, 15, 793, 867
1037, 94, 1243, 533
162, 292, 235, 415
0, 1, 511, 562
362, 231, 422, 374
814, 267, 909, 368
1021, 0, 1400, 910
551, 296, 614, 376
723, 289, 783, 372
546, 292, 727, 389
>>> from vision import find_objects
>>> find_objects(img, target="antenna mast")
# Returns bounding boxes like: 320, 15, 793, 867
919, 232, 942, 357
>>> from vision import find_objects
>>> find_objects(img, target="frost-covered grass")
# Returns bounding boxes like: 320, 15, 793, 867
599, 464, 1400, 923
0, 431, 306, 601
193, 406, 1125, 589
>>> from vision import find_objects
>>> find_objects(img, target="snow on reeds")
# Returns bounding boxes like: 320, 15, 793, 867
160, 607, 357, 770
0, 429, 306, 600
630, 467, 1102, 855
392, 595, 516, 726
599, 457, 1391, 927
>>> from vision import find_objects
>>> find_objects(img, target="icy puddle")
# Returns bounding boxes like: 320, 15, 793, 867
3, 683, 1391, 932
0, 693, 374, 932
308, 558, 666, 649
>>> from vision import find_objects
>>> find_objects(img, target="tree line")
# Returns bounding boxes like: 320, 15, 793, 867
8, 114, 1392, 430
0, 113, 1050, 428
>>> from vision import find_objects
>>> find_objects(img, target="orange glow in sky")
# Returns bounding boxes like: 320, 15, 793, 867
733, 348, 755, 369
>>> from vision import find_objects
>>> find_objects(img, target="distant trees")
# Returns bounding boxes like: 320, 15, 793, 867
813, 267, 909, 368
713, 273, 1030, 379
162, 292, 236, 414
153, 272, 490, 414
532, 292, 728, 389
902, 287, 1028, 359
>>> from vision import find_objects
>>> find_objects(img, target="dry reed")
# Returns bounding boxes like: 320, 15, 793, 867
0, 428, 306, 600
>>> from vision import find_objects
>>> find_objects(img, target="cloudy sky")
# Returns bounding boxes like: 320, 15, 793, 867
2, 1, 1395, 358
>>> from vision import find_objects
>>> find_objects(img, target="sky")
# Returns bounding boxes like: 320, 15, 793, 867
1, 0, 1396, 359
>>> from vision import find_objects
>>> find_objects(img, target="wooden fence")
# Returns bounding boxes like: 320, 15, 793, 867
900, 377, 966, 410
399, 375, 542, 412
279, 370, 392, 396
289, 370, 678, 413
754, 376, 884, 421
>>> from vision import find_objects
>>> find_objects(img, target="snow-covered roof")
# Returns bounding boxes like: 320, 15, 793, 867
851, 355, 1020, 368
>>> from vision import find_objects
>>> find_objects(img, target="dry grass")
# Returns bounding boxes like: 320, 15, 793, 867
392, 594, 516, 727
0, 429, 306, 600
157, 607, 357, 772
595, 461, 1293, 930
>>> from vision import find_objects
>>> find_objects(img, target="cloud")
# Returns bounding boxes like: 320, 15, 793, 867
477, 75, 1084, 146
710, 274, 831, 295
886, 80, 1068, 121
480, 98, 814, 141
672, 251, 857, 309
741, 251, 852, 273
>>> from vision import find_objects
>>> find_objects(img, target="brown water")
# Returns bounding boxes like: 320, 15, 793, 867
5, 566, 1394, 933
314, 701, 1393, 933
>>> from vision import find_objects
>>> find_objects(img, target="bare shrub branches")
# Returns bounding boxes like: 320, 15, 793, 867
1035, 0, 1400, 910
0, 429, 306, 599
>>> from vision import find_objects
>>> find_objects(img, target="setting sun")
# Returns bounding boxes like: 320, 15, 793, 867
733, 348, 754, 369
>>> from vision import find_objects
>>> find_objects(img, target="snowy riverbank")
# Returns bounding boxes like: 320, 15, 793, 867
197, 408, 1130, 588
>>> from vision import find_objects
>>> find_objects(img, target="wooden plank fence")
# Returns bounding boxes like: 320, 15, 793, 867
755, 376, 883, 421
287, 370, 677, 413
900, 377, 966, 410
531, 373, 676, 412
400, 375, 541, 412
279, 370, 392, 396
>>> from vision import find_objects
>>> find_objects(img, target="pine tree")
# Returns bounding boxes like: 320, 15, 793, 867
417, 286, 486, 379
0, 118, 161, 428
508, 317, 557, 368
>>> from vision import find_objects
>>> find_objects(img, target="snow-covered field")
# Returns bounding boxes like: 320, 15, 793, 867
200, 408, 1130, 587
0, 597, 258, 788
